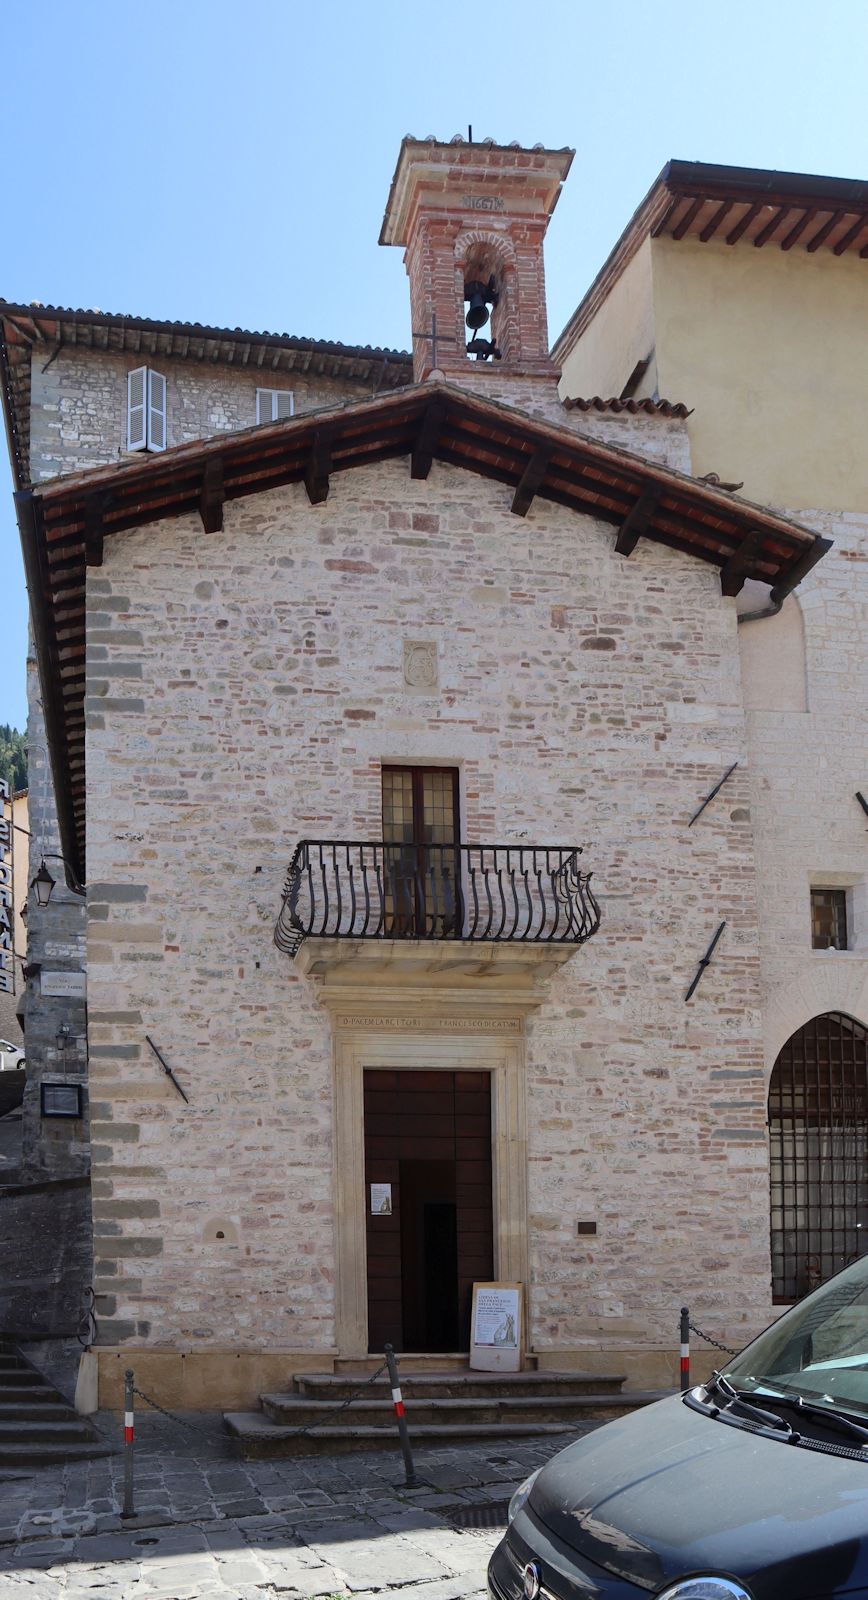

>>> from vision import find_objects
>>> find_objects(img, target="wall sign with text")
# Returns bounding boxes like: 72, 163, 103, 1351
470, 1281, 524, 1372
0, 780, 13, 994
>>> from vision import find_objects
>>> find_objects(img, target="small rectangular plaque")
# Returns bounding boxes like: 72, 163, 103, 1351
40, 971, 86, 999
41, 1081, 83, 1119
370, 1183, 392, 1215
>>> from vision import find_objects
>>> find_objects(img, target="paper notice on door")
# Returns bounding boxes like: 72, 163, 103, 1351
370, 1183, 392, 1215
470, 1282, 523, 1371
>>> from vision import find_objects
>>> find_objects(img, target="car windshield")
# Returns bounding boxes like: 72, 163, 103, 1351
725, 1255, 868, 1419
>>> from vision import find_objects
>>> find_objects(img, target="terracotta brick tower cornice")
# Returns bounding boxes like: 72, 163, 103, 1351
380, 136, 574, 386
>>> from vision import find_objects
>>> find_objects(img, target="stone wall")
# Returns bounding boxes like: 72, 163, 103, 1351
22, 643, 89, 1178
737, 510, 868, 1081
84, 455, 770, 1387
29, 351, 384, 482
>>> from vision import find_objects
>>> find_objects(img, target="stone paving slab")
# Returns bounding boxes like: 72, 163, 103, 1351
0, 1408, 598, 1597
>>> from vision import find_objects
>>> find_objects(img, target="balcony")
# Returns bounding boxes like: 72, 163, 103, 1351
274, 841, 601, 959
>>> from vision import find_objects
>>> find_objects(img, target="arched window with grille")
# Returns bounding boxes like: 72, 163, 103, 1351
769, 1012, 868, 1302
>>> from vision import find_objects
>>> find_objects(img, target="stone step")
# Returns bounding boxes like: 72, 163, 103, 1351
0, 1367, 50, 1388
0, 1401, 74, 1422
294, 1369, 627, 1402
262, 1392, 640, 1428
0, 1344, 112, 1464
0, 1419, 98, 1444
334, 1353, 500, 1376
0, 1382, 59, 1401
0, 1441, 111, 1467
225, 1392, 667, 1460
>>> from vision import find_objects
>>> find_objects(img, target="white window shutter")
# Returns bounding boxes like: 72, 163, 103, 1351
256, 388, 294, 423
147, 370, 167, 452
127, 367, 147, 451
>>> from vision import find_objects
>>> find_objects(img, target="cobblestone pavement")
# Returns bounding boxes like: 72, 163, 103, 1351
0, 1411, 598, 1598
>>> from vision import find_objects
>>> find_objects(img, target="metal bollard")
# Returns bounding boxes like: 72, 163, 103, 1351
121, 1368, 135, 1518
384, 1343, 417, 1487
680, 1307, 690, 1393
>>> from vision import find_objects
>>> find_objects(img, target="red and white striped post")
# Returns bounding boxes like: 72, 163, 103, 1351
680, 1307, 690, 1393
121, 1368, 135, 1518
384, 1343, 417, 1486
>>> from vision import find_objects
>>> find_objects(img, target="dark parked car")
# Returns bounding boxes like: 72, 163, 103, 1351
490, 1256, 868, 1600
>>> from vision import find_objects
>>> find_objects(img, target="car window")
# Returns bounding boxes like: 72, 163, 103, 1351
727, 1257, 868, 1417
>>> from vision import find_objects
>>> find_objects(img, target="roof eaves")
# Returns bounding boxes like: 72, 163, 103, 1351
562, 395, 692, 419
0, 300, 412, 365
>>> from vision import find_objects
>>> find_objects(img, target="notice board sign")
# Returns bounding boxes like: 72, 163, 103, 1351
470, 1281, 523, 1372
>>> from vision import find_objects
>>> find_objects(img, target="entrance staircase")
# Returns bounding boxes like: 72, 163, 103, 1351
224, 1359, 668, 1459
0, 1341, 110, 1466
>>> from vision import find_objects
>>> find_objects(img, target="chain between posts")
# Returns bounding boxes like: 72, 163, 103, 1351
688, 1320, 738, 1356
131, 1359, 390, 1444
680, 1306, 739, 1395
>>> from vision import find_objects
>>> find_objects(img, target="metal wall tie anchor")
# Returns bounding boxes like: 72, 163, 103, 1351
687, 761, 739, 827
145, 1035, 190, 1103
684, 920, 726, 1002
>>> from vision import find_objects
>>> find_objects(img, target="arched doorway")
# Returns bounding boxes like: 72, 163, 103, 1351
769, 1012, 868, 1302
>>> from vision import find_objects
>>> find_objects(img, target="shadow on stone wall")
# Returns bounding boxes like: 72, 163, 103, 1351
0, 1173, 92, 1342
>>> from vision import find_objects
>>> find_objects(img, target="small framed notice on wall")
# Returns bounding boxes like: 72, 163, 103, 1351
470, 1281, 523, 1372
370, 1183, 392, 1215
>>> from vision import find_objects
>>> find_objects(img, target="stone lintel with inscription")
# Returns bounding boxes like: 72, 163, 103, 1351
334, 1012, 522, 1034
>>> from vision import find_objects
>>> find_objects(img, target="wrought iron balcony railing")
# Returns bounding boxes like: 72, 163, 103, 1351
274, 841, 601, 957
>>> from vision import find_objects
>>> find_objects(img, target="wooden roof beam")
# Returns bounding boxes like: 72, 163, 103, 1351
615, 488, 660, 557
781, 207, 818, 251
511, 446, 552, 517
753, 207, 788, 248
699, 200, 734, 242
84, 494, 105, 568
410, 398, 446, 480
719, 528, 766, 596
833, 215, 868, 255
304, 429, 332, 505
770, 536, 834, 603
726, 203, 764, 245
199, 457, 225, 534
806, 211, 845, 253
671, 197, 705, 241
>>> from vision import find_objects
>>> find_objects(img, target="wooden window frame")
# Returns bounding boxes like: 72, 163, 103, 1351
381, 765, 460, 846
811, 886, 849, 950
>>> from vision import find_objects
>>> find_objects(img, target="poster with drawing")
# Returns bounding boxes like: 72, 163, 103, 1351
370, 1183, 392, 1215
470, 1282, 523, 1372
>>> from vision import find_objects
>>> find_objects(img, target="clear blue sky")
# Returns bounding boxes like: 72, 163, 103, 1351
3, 0, 867, 730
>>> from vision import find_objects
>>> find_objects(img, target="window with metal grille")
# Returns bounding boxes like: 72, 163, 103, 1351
811, 887, 848, 949
769, 1012, 868, 1303
381, 766, 459, 937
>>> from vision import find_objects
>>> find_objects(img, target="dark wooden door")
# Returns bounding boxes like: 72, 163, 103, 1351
364, 1069, 493, 1353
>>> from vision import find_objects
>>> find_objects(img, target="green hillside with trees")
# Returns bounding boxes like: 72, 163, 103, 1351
0, 726, 26, 793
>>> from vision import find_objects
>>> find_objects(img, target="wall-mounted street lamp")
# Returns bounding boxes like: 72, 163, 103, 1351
30, 855, 86, 906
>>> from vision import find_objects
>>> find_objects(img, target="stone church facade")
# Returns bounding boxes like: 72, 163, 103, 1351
1, 140, 864, 1410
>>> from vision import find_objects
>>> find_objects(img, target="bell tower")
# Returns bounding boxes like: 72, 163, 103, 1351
380, 135, 574, 387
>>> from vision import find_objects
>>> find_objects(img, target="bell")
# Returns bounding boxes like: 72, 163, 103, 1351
464, 280, 491, 331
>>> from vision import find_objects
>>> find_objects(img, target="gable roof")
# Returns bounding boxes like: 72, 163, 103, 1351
0, 300, 412, 489
15, 379, 830, 880
554, 159, 868, 363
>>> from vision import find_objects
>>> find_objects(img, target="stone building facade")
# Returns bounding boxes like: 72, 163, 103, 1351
0, 140, 858, 1408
